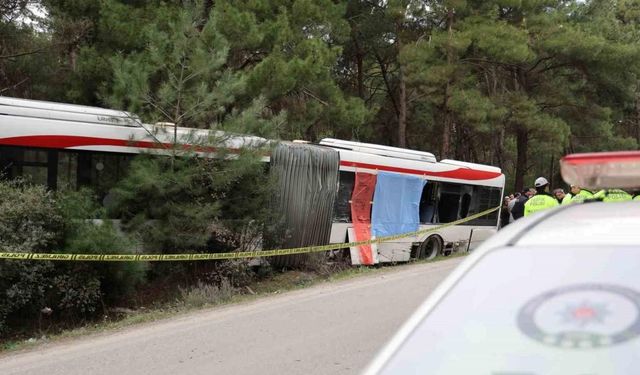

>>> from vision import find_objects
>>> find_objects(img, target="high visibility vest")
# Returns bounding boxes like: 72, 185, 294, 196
597, 189, 633, 202
571, 190, 593, 203
524, 194, 559, 216
634, 195, 640, 201
561, 194, 572, 205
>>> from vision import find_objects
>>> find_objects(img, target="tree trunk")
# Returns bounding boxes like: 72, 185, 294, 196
395, 21, 407, 148
351, 23, 365, 100
441, 7, 455, 159
69, 48, 77, 72
397, 67, 407, 148
441, 106, 451, 158
515, 126, 528, 192
549, 155, 555, 187
356, 51, 364, 99
496, 123, 505, 167
635, 92, 640, 145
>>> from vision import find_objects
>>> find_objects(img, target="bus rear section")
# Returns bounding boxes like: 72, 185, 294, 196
323, 139, 504, 265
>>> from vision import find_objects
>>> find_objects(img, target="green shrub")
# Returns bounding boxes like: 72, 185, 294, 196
57, 188, 146, 306
0, 181, 63, 333
0, 182, 144, 335
179, 279, 235, 308
0, 181, 63, 252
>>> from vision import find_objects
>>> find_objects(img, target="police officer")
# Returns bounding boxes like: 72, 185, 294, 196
593, 189, 633, 202
553, 188, 572, 205
524, 177, 559, 216
569, 185, 594, 203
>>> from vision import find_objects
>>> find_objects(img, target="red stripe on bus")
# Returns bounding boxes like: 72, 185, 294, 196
0, 135, 501, 180
0, 135, 224, 153
0, 135, 162, 149
339, 160, 502, 181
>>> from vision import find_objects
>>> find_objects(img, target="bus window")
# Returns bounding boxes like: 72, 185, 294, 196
466, 186, 502, 226
57, 152, 78, 191
90, 153, 132, 199
419, 182, 437, 224
0, 147, 55, 188
437, 183, 461, 223
23, 150, 50, 187
74, 151, 132, 200
22, 166, 48, 186
333, 171, 354, 223
0, 146, 18, 179
460, 193, 471, 218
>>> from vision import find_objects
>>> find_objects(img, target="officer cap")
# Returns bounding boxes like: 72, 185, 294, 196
534, 177, 549, 188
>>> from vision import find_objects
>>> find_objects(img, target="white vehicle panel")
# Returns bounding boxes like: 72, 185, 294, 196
517, 202, 640, 246
336, 149, 505, 188
0, 114, 266, 154
466, 227, 497, 251
368, 246, 640, 374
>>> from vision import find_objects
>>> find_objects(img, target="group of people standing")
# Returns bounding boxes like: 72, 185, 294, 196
500, 177, 640, 227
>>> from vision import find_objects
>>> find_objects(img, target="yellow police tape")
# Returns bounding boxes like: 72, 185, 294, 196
0, 206, 500, 262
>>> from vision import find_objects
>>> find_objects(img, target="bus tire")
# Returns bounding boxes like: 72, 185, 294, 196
419, 235, 443, 260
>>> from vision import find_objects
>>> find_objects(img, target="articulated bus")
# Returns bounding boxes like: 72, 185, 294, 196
0, 97, 504, 265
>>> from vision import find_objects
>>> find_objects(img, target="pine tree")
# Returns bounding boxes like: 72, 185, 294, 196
213, 0, 367, 140
401, 0, 640, 190
105, 3, 280, 254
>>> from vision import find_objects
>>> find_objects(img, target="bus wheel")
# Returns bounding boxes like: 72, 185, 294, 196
420, 235, 442, 260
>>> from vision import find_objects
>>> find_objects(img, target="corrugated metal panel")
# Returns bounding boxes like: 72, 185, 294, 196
268, 142, 339, 268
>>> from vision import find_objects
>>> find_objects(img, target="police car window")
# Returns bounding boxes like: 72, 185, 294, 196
379, 246, 640, 374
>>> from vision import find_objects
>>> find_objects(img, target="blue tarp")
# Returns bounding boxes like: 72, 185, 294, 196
371, 172, 426, 237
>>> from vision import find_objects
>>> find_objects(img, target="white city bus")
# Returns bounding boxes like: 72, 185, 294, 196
0, 96, 505, 264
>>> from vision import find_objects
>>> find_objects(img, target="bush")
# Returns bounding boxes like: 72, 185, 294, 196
0, 181, 63, 334
57, 189, 146, 306
0, 182, 144, 335
0, 181, 63, 253
179, 279, 235, 308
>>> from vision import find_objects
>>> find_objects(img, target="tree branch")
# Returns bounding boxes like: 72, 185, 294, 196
0, 77, 29, 94
0, 47, 48, 60
373, 49, 400, 116
144, 94, 174, 123
537, 62, 571, 74
527, 55, 556, 73
302, 87, 329, 106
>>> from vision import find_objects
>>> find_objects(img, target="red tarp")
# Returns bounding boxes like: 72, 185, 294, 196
351, 172, 377, 265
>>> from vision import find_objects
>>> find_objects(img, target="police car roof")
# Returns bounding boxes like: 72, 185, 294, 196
481, 201, 640, 248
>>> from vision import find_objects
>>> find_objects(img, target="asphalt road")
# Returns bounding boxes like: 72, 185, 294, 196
0, 257, 464, 375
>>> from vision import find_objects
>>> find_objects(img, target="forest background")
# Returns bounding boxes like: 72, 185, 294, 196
3, 0, 640, 191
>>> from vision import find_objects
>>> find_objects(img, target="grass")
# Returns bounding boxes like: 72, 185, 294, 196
0, 252, 465, 354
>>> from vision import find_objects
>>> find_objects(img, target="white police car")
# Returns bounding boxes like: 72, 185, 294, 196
364, 151, 640, 374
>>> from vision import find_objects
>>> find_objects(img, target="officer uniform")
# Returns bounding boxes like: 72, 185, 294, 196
593, 189, 633, 202
561, 193, 572, 205
524, 177, 559, 217
524, 193, 558, 216
570, 189, 593, 203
